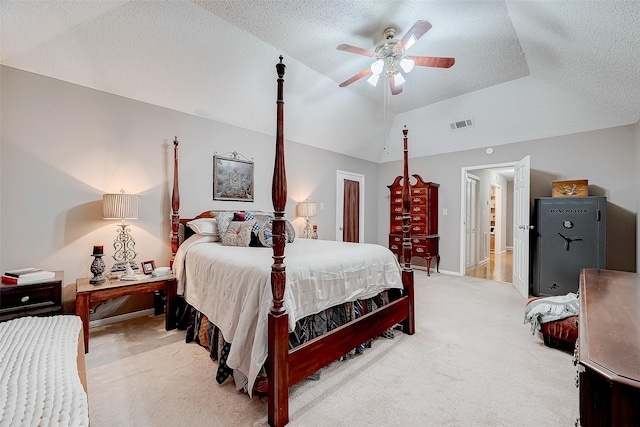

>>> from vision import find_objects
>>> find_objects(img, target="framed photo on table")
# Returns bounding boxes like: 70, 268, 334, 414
141, 260, 156, 274
213, 154, 254, 201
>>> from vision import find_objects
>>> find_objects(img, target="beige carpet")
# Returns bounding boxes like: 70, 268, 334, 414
85, 273, 579, 426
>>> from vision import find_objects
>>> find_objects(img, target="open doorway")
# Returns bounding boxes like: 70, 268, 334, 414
462, 165, 514, 283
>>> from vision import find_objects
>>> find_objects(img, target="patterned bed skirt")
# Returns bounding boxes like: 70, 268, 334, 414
184, 292, 396, 394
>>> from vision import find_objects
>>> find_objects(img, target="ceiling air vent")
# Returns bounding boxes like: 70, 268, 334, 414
450, 118, 474, 130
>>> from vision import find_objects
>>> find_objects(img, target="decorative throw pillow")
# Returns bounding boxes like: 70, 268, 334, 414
258, 221, 274, 247
186, 218, 219, 239
214, 211, 235, 235
252, 213, 274, 233
233, 212, 246, 221
284, 220, 296, 243
258, 219, 295, 247
221, 220, 256, 247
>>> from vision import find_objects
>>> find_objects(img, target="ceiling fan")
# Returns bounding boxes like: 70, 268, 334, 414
337, 20, 455, 95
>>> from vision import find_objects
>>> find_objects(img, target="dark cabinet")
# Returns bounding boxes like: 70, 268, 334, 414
388, 174, 440, 275
0, 271, 63, 321
533, 197, 606, 296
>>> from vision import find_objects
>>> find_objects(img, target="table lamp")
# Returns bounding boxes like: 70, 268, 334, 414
103, 190, 140, 275
297, 201, 317, 239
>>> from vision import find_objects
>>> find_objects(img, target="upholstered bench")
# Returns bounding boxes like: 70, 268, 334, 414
525, 296, 578, 350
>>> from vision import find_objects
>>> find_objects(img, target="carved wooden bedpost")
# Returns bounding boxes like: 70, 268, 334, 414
170, 137, 180, 268
268, 56, 290, 427
401, 126, 415, 335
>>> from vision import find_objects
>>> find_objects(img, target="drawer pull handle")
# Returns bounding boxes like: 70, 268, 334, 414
21, 295, 30, 303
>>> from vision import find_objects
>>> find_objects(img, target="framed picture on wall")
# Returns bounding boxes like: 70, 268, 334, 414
213, 154, 254, 201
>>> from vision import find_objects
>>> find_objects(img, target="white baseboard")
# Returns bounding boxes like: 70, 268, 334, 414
411, 265, 460, 276
89, 308, 156, 328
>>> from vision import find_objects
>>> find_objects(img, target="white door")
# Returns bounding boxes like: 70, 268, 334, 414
465, 174, 480, 269
336, 170, 365, 242
513, 155, 531, 298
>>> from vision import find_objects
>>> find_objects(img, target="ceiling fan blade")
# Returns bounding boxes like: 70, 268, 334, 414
339, 68, 372, 87
390, 77, 403, 95
399, 20, 432, 52
409, 55, 455, 68
337, 44, 375, 57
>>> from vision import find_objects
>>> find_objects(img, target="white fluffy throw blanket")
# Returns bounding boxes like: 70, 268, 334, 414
0, 316, 89, 427
524, 293, 579, 335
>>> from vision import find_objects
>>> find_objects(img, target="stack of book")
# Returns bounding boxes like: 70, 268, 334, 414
2, 268, 55, 285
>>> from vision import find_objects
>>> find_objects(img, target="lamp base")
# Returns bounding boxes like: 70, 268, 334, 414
303, 220, 313, 239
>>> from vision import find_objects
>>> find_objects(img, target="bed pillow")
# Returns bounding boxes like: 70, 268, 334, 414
221, 220, 256, 247
250, 213, 274, 232
284, 219, 296, 243
258, 219, 295, 247
214, 211, 235, 235
186, 218, 220, 240
258, 221, 274, 247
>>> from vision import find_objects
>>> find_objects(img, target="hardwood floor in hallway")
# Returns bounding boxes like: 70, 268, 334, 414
466, 250, 513, 283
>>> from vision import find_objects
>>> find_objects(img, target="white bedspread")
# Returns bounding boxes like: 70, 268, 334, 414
174, 236, 403, 395
0, 315, 89, 427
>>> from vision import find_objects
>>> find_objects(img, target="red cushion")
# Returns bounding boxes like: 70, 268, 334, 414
526, 297, 578, 346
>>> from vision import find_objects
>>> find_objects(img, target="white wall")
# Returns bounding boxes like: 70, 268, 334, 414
3, 66, 638, 314
378, 125, 637, 275
0, 66, 379, 311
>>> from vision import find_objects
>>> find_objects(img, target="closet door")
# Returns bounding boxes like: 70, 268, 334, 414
336, 171, 364, 242
342, 179, 360, 243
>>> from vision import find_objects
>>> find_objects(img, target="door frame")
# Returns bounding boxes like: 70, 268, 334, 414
460, 161, 517, 275
336, 170, 365, 242
464, 173, 481, 269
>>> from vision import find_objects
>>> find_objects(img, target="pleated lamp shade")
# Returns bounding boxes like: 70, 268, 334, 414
297, 201, 317, 218
103, 192, 140, 220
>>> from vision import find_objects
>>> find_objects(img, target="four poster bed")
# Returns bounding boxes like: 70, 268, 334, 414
169, 57, 416, 427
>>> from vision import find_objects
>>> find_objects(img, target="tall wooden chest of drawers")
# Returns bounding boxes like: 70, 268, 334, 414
388, 174, 440, 275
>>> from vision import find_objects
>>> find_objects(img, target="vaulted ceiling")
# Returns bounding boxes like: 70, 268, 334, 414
2, 1, 639, 163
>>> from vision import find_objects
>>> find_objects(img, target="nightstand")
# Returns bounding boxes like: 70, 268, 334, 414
0, 271, 63, 322
75, 274, 177, 353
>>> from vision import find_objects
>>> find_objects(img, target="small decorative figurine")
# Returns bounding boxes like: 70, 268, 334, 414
89, 245, 107, 285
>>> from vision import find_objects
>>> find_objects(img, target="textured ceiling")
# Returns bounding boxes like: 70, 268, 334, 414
194, 0, 530, 114
1, 0, 639, 163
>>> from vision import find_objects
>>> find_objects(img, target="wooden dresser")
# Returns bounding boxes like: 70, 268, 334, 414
577, 268, 640, 426
388, 174, 440, 275
0, 271, 63, 322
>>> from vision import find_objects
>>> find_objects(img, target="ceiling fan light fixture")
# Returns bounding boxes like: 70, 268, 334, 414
367, 73, 380, 87
370, 59, 384, 75
399, 57, 415, 73
404, 35, 417, 51
393, 72, 406, 87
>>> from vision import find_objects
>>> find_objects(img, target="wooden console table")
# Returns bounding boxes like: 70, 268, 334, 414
577, 268, 640, 426
75, 274, 177, 353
